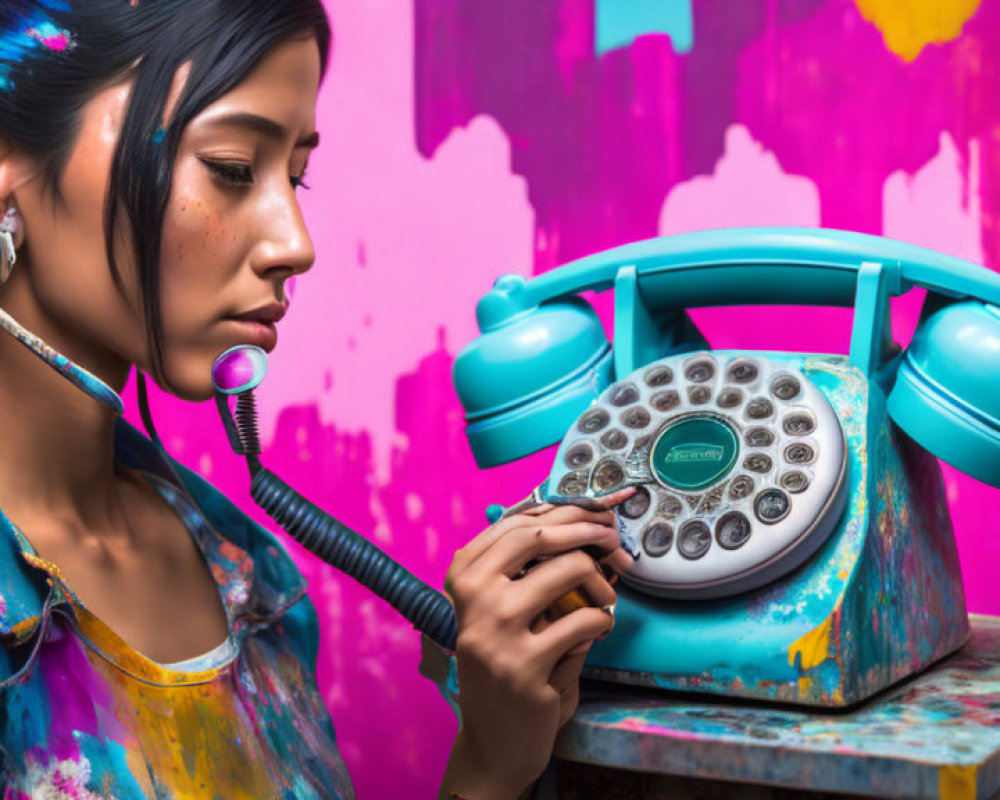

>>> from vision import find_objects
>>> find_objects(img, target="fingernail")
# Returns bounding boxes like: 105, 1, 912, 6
597, 605, 616, 639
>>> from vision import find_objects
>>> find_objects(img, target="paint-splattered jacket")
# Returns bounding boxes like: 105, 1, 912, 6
0, 420, 356, 799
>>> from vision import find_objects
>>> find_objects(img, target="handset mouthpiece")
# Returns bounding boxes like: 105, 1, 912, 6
212, 345, 268, 396
212, 345, 267, 461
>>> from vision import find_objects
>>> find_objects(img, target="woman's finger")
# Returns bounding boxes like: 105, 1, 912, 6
474, 520, 622, 581
529, 606, 615, 676
520, 502, 555, 516
450, 504, 616, 577
599, 546, 635, 576
549, 644, 591, 694
459, 485, 634, 569
551, 646, 590, 729
557, 681, 581, 729
512, 553, 616, 623
582, 486, 637, 509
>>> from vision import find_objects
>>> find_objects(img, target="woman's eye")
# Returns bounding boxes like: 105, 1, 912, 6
290, 169, 311, 191
201, 158, 254, 187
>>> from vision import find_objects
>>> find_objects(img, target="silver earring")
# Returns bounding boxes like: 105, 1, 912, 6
0, 207, 21, 284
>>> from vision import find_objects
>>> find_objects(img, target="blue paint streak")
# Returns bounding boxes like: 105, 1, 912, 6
0, 5, 75, 92
595, 0, 694, 56
75, 733, 150, 800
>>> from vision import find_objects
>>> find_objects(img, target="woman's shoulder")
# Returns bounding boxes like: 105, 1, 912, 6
115, 419, 303, 587
113, 419, 319, 653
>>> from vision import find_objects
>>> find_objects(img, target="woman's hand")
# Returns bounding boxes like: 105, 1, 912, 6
439, 488, 634, 800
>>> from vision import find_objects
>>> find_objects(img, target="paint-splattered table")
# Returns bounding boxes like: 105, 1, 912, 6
552, 614, 1000, 799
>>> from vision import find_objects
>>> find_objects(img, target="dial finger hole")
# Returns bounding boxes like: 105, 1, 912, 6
726, 360, 758, 384
610, 383, 640, 407
687, 386, 712, 405
644, 366, 674, 387
622, 406, 652, 429
745, 398, 774, 420
745, 427, 775, 448
743, 453, 773, 473
771, 375, 801, 401
716, 512, 752, 550
651, 390, 680, 413
591, 459, 626, 492
717, 387, 743, 408
755, 489, 790, 524
600, 429, 628, 450
728, 475, 755, 500
578, 408, 610, 434
558, 471, 589, 496
784, 442, 815, 464
643, 522, 674, 557
780, 470, 810, 493
565, 443, 594, 469
678, 520, 712, 560
658, 494, 683, 519
685, 358, 715, 383
783, 412, 816, 436
619, 486, 651, 519
700, 486, 724, 513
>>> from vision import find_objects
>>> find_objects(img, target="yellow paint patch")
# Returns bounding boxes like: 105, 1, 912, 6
788, 614, 834, 670
939, 764, 976, 800
854, 0, 982, 62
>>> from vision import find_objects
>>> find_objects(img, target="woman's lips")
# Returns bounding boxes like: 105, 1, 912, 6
224, 318, 278, 351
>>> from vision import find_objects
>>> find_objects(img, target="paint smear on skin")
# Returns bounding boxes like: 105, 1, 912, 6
854, 0, 982, 62
595, 0, 694, 55
788, 613, 835, 670
939, 764, 977, 800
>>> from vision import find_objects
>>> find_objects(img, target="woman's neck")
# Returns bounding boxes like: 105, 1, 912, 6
0, 277, 129, 530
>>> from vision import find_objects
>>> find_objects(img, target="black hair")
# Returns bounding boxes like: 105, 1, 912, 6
0, 0, 331, 379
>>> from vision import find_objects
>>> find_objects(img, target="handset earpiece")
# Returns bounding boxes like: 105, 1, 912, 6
212, 346, 458, 651
454, 275, 614, 468
887, 299, 1000, 486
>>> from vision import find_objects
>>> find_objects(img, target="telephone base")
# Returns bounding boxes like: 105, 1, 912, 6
585, 357, 969, 708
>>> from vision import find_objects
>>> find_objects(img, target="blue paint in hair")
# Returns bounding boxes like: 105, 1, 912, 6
0, 4, 75, 91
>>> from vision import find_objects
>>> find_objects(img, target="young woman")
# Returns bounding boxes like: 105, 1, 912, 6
0, 2, 632, 798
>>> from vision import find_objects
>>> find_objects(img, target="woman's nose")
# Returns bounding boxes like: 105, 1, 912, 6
250, 187, 316, 277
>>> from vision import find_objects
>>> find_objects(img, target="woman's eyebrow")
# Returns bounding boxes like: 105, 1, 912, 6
203, 111, 320, 148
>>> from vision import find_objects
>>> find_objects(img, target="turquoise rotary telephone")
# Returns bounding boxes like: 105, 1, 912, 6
453, 227, 1000, 708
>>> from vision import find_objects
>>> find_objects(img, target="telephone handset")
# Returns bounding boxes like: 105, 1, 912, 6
455, 227, 1000, 707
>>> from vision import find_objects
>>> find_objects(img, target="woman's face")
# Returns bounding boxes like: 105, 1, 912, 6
7, 35, 321, 401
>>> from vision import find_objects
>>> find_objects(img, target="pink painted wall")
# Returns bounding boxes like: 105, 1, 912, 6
125, 1, 1000, 796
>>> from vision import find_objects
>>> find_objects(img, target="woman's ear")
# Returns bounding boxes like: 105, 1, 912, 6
0, 142, 45, 258
0, 141, 42, 209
